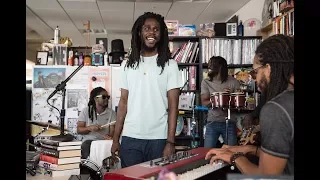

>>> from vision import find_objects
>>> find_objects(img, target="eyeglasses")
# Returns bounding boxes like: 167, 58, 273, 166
250, 65, 266, 79
96, 94, 110, 99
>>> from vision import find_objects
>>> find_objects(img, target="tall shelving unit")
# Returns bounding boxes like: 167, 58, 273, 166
169, 36, 202, 147
257, 2, 294, 40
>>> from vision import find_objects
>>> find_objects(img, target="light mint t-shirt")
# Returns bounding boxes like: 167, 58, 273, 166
119, 54, 182, 139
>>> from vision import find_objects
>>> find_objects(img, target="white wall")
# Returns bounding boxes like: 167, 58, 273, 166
26, 59, 35, 81
225, 0, 265, 24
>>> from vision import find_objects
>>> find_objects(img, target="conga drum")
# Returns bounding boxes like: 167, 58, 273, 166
211, 92, 231, 108
230, 92, 246, 108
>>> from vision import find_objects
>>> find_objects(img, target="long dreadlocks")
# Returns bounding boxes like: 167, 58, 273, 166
88, 87, 106, 122
125, 12, 171, 74
208, 56, 229, 83
255, 34, 294, 101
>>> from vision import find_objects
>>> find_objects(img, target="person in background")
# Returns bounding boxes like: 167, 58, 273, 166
206, 34, 294, 175
77, 87, 116, 159
201, 56, 240, 148
111, 12, 181, 168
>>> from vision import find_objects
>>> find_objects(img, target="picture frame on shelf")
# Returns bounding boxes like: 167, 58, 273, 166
36, 51, 49, 65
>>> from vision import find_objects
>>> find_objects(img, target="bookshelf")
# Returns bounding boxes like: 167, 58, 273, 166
170, 35, 262, 147
257, 1, 294, 40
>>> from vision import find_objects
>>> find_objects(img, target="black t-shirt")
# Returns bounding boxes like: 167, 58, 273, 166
259, 89, 294, 175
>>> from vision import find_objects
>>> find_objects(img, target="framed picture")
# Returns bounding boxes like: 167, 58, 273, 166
36, 51, 49, 65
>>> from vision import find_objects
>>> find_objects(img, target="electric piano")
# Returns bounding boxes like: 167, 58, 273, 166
104, 147, 238, 180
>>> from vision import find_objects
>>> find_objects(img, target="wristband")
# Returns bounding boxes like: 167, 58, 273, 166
230, 152, 245, 170
166, 140, 175, 145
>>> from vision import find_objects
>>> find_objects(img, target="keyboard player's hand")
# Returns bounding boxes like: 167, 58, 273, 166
205, 148, 233, 164
222, 144, 256, 155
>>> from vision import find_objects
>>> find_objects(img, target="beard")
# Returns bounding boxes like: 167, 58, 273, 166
257, 74, 269, 97
208, 69, 219, 80
142, 41, 158, 53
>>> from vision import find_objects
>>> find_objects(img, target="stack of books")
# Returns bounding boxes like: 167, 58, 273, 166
38, 139, 82, 177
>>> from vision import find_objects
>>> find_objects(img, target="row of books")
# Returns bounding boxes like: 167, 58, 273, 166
37, 139, 82, 177
170, 41, 199, 64
179, 66, 197, 91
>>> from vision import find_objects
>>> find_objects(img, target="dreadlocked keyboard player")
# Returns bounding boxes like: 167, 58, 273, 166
77, 87, 117, 159
111, 12, 182, 168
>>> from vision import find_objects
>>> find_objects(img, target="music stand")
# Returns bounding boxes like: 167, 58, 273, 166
47, 63, 84, 142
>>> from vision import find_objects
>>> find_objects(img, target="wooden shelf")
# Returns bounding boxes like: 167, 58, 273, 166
180, 90, 200, 93
199, 36, 262, 40
203, 63, 252, 69
257, 8, 294, 39
169, 36, 199, 41
259, 23, 273, 33
178, 63, 199, 66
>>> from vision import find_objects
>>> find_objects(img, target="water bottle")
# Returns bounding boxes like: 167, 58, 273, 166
238, 21, 243, 36
54, 26, 60, 44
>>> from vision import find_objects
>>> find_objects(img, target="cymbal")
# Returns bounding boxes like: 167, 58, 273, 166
26, 120, 70, 132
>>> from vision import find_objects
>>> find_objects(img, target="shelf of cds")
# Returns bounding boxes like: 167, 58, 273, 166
200, 37, 262, 66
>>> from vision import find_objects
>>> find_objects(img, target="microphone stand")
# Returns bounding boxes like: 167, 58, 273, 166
47, 63, 84, 142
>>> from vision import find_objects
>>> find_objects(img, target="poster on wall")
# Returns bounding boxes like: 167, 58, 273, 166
66, 89, 88, 118
111, 66, 121, 111
32, 88, 65, 126
88, 66, 111, 97
33, 66, 66, 88
65, 66, 89, 89
67, 118, 83, 141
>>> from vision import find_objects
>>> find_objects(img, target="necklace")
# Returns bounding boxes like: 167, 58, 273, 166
142, 57, 150, 75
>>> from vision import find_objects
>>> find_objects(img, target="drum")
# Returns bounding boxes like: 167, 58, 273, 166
210, 92, 231, 108
80, 159, 103, 180
230, 93, 246, 108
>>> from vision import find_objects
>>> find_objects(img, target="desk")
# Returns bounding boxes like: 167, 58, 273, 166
26, 174, 70, 180
26, 174, 91, 180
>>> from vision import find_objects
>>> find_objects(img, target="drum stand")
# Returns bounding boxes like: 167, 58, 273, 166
225, 106, 231, 145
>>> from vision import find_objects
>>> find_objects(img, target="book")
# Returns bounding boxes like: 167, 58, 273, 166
40, 139, 82, 147
38, 161, 80, 171
40, 154, 81, 165
40, 147, 81, 158
40, 143, 81, 151
38, 167, 80, 177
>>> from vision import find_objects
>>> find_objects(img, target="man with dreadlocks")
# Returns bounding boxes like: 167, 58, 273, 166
111, 12, 181, 168
205, 34, 294, 175
201, 56, 240, 148
77, 87, 116, 158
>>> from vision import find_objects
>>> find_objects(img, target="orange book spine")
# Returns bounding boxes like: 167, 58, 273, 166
40, 154, 58, 164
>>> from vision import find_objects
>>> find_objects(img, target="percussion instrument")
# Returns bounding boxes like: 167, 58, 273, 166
230, 92, 246, 108
210, 92, 230, 108
104, 147, 234, 180
100, 121, 116, 128
26, 120, 70, 132
80, 158, 104, 180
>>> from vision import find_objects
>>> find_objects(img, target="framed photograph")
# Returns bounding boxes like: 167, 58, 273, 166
36, 51, 49, 65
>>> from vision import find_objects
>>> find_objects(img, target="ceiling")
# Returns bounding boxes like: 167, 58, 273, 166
26, 0, 251, 61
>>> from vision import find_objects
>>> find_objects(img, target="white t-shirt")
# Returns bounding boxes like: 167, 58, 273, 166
119, 54, 182, 139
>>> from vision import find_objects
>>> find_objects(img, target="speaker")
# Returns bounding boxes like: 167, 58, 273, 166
214, 23, 227, 36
